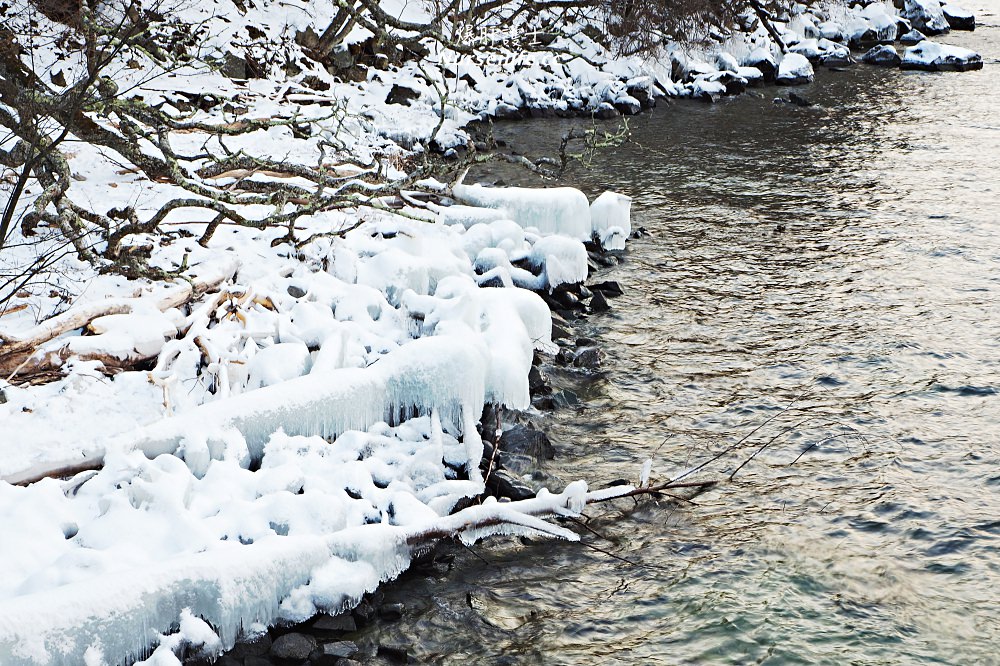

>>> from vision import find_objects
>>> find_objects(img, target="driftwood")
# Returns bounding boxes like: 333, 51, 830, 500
0, 258, 239, 380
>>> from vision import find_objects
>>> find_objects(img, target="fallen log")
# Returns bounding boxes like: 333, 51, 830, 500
0, 258, 239, 380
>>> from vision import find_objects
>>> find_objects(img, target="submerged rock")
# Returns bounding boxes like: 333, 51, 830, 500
943, 3, 975, 30
901, 41, 983, 71
862, 45, 902, 67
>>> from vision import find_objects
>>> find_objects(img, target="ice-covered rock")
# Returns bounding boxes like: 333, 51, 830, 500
776, 53, 814, 85
818, 20, 846, 42
942, 3, 975, 30
862, 44, 902, 67
901, 41, 983, 70
861, 2, 902, 42
590, 191, 632, 251
451, 184, 592, 240
715, 52, 740, 73
744, 47, 778, 81
899, 28, 928, 44
904, 0, 951, 35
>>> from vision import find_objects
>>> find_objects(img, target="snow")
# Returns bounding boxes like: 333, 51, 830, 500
0, 0, 983, 659
904, 0, 951, 34
901, 41, 983, 70
776, 53, 815, 85
451, 184, 593, 240
590, 191, 632, 251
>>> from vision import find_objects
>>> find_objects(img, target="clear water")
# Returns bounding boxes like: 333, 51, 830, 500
359, 8, 1000, 664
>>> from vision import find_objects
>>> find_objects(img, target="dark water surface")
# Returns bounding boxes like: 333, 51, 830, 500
360, 7, 1000, 664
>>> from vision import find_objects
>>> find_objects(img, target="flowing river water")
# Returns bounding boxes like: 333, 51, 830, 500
347, 4, 1000, 664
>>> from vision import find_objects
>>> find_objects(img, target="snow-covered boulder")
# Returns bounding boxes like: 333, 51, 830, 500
942, 3, 975, 30
862, 45, 902, 67
818, 20, 846, 42
589, 191, 632, 251
776, 53, 814, 85
744, 47, 778, 81
715, 52, 740, 73
861, 2, 902, 42
900, 29, 927, 44
904, 0, 951, 35
901, 41, 983, 70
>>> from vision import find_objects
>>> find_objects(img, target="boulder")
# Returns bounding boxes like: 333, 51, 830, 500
744, 47, 778, 81
899, 29, 927, 44
942, 3, 975, 30
776, 53, 815, 85
903, 0, 951, 35
861, 45, 902, 67
270, 633, 318, 661
901, 41, 983, 71
498, 425, 555, 460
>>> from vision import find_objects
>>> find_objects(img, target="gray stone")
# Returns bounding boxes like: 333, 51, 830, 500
486, 469, 535, 500
589, 280, 624, 297
309, 641, 360, 665
498, 425, 555, 460
900, 28, 927, 44
270, 632, 317, 660
228, 633, 272, 659
287, 284, 307, 298
943, 4, 975, 30
590, 289, 611, 313
861, 45, 902, 67
379, 603, 404, 620
310, 614, 357, 634
573, 346, 603, 370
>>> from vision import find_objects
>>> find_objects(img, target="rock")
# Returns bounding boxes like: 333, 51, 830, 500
377, 645, 410, 663
310, 641, 360, 665
943, 3, 975, 30
486, 469, 535, 500
228, 633, 272, 658
613, 97, 641, 116
352, 598, 378, 625
271, 633, 317, 660
594, 102, 618, 119
776, 53, 814, 85
818, 20, 845, 42
715, 52, 740, 72
901, 41, 983, 71
589, 280, 624, 297
788, 92, 814, 107
573, 346, 603, 370
862, 45, 902, 67
379, 603, 405, 620
220, 52, 247, 79
244, 657, 273, 666
310, 614, 357, 634
335, 660, 362, 666
899, 28, 927, 44
499, 425, 556, 460
493, 103, 522, 120
903, 0, 951, 35
385, 83, 421, 105
745, 47, 778, 81
528, 365, 547, 392
213, 657, 242, 666
590, 289, 611, 313
287, 284, 307, 298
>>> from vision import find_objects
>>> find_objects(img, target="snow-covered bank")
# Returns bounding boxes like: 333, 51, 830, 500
0, 180, 637, 663
0, 0, 987, 661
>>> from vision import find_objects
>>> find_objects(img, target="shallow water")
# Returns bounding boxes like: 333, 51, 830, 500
356, 5, 1000, 664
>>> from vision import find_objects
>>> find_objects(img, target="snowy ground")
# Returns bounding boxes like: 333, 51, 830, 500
0, 0, 982, 662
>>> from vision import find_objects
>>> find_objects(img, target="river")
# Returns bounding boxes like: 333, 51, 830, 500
350, 3, 1000, 664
